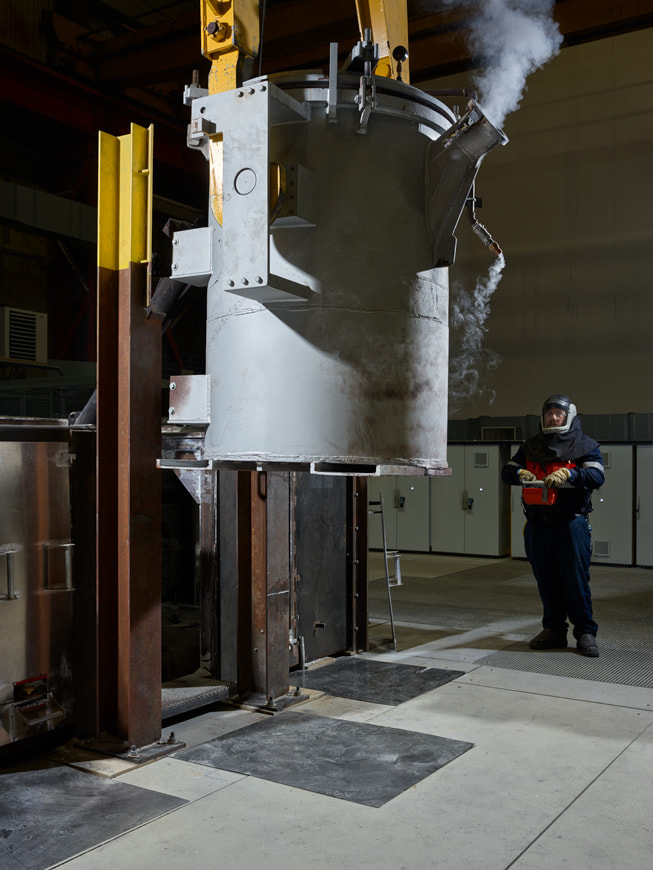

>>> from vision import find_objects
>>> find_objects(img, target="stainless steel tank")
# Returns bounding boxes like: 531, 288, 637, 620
0, 432, 74, 747
172, 66, 507, 474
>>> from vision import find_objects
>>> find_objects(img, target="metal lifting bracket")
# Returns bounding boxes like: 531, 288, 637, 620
352, 29, 379, 134
185, 81, 313, 302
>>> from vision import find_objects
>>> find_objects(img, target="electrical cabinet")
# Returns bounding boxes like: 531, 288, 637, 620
367, 475, 430, 552
589, 445, 633, 565
509, 443, 527, 558
395, 477, 430, 552
430, 444, 510, 556
636, 445, 653, 566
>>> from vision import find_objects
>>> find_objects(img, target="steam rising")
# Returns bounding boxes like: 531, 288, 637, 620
446, 0, 562, 410
448, 254, 505, 414
468, 0, 563, 129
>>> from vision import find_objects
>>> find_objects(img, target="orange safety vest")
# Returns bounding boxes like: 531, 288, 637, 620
522, 458, 576, 506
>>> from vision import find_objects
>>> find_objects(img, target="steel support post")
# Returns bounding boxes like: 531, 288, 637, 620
237, 470, 290, 706
195, 470, 220, 674
349, 476, 369, 652
97, 124, 161, 747
217, 469, 239, 682
116, 261, 162, 745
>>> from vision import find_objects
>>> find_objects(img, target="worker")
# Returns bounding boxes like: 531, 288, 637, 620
502, 394, 605, 657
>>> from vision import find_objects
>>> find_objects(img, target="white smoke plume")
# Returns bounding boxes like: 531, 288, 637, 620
448, 253, 505, 414
467, 0, 563, 129
446, 0, 561, 411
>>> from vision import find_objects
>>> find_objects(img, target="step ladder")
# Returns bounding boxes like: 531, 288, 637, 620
368, 491, 402, 652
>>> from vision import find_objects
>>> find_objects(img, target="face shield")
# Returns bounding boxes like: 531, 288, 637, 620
541, 394, 577, 435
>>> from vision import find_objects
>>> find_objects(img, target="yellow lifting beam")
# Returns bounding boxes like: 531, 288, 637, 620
354, 0, 411, 83
200, 0, 260, 95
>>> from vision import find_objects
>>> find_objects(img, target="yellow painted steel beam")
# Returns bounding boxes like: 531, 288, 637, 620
354, 0, 410, 83
97, 132, 119, 272
98, 124, 153, 300
201, 0, 260, 94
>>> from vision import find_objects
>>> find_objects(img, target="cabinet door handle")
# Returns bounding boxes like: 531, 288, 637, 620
2, 551, 17, 601
41, 542, 74, 590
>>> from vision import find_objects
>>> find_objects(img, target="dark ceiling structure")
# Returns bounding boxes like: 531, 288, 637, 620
4, 0, 653, 133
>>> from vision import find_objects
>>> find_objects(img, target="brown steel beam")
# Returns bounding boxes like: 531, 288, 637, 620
96, 261, 119, 734
96, 125, 162, 748
217, 469, 239, 682
265, 472, 291, 703
115, 261, 162, 746
237, 470, 290, 706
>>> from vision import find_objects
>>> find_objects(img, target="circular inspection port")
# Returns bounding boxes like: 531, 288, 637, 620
234, 168, 257, 195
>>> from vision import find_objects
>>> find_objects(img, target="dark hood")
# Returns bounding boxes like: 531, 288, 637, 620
523, 416, 598, 463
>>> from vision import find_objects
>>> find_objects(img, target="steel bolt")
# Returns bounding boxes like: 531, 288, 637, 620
206, 20, 226, 37
241, 277, 249, 285
170, 407, 175, 416
170, 382, 176, 391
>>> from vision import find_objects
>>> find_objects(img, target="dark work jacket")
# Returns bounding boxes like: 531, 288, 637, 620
501, 418, 605, 521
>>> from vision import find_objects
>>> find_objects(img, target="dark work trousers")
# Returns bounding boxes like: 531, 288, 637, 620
524, 514, 598, 638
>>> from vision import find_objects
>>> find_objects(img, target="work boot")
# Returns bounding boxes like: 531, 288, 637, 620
529, 628, 568, 650
576, 634, 599, 657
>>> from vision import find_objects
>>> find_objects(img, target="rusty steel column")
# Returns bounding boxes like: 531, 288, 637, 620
265, 471, 291, 702
116, 261, 162, 745
237, 470, 290, 706
97, 124, 161, 747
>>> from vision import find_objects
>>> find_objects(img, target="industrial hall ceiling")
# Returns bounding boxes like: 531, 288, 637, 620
3, 1, 652, 139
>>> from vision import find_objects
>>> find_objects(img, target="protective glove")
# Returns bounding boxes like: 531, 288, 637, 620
518, 469, 537, 483
543, 467, 571, 488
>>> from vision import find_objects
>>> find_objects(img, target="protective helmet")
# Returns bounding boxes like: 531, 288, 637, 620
541, 394, 577, 434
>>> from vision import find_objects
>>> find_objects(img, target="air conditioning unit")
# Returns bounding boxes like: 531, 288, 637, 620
0, 307, 48, 364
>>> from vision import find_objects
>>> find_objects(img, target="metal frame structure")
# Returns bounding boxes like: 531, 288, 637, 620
96, 123, 162, 748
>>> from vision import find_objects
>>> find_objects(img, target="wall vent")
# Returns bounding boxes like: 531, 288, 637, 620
0, 307, 48, 364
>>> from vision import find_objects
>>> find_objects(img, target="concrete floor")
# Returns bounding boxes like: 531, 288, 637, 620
9, 553, 653, 869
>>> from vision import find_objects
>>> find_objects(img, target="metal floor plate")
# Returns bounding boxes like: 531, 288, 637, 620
479, 618, 653, 687
175, 711, 473, 807
291, 657, 464, 705
0, 765, 186, 870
